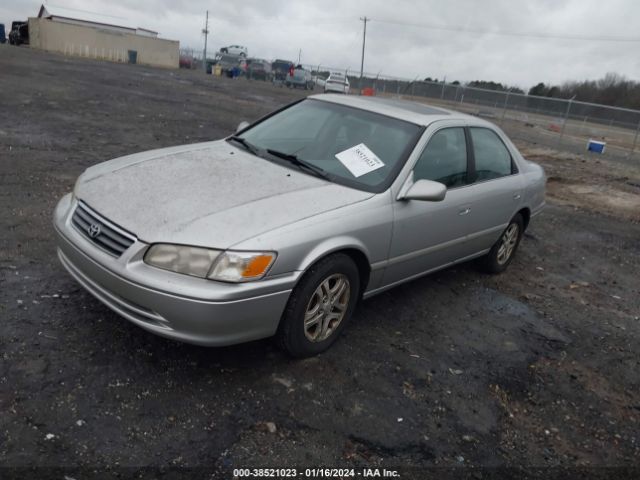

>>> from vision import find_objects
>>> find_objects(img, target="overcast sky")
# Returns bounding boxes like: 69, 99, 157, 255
2, 0, 639, 89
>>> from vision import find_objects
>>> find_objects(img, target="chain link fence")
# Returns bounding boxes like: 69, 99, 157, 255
341, 72, 640, 164
295, 65, 640, 163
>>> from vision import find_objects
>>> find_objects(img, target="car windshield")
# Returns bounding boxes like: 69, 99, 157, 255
235, 99, 421, 192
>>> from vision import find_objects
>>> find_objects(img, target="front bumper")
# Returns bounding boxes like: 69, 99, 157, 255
53, 194, 298, 346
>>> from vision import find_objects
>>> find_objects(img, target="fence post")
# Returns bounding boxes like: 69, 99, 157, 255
629, 121, 640, 158
500, 91, 511, 126
558, 96, 575, 146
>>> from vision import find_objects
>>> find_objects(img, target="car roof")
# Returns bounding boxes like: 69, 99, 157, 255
311, 94, 480, 127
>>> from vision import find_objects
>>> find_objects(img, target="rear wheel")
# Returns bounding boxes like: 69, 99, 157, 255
277, 254, 360, 358
480, 213, 524, 274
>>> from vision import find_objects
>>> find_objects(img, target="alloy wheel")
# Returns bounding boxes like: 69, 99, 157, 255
303, 274, 351, 342
496, 223, 520, 265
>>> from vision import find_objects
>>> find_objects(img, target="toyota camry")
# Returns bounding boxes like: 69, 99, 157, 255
53, 95, 545, 357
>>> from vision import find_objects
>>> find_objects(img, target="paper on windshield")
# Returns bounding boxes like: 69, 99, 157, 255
335, 143, 385, 178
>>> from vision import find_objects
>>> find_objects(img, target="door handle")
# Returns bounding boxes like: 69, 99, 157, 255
513, 193, 522, 200
458, 207, 471, 216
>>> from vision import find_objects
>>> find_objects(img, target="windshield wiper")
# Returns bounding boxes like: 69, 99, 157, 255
266, 149, 331, 181
228, 136, 260, 156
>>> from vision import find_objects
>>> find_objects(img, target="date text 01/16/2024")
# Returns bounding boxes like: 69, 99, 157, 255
233, 468, 401, 477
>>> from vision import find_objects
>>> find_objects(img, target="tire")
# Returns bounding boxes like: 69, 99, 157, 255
277, 253, 360, 358
480, 213, 524, 274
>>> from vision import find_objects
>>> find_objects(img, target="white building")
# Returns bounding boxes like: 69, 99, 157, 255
29, 4, 179, 68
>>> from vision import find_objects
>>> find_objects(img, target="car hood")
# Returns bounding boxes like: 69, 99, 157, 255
74, 141, 373, 248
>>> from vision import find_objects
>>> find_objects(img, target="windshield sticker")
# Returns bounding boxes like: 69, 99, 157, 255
335, 143, 385, 177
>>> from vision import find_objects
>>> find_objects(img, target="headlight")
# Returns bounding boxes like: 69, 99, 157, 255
144, 244, 221, 278
144, 244, 276, 283
207, 250, 276, 282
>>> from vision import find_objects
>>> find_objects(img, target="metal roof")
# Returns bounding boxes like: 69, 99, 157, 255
37, 4, 158, 36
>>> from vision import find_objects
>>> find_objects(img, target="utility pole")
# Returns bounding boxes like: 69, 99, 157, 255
359, 16, 368, 95
202, 10, 209, 72
298, 49, 301, 64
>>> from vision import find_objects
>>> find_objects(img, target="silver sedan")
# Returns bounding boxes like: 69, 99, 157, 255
53, 95, 545, 357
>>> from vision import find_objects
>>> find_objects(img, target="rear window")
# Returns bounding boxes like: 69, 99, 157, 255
470, 128, 514, 181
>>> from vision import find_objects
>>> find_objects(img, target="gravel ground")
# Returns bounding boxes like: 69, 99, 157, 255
1, 46, 639, 479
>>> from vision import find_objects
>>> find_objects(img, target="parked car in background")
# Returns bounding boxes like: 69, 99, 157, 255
247, 59, 272, 81
8, 21, 29, 46
0, 24, 6, 44
214, 53, 246, 77
219, 45, 247, 57
287, 65, 314, 90
179, 55, 193, 69
324, 73, 350, 94
272, 59, 294, 86
53, 95, 545, 357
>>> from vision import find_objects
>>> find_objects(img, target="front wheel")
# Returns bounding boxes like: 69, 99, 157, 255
480, 213, 524, 274
276, 254, 360, 357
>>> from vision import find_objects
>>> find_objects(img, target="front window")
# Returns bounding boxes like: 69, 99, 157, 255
413, 127, 468, 188
234, 99, 422, 192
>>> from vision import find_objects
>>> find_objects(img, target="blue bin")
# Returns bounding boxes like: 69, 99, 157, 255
587, 139, 606, 154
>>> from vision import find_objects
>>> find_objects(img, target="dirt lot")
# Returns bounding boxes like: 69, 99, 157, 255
1, 47, 639, 478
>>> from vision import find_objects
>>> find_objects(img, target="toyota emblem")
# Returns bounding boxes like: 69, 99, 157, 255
88, 223, 101, 238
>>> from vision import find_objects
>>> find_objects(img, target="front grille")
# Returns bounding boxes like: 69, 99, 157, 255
71, 201, 136, 257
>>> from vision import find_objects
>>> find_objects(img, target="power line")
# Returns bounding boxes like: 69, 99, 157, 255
371, 19, 640, 43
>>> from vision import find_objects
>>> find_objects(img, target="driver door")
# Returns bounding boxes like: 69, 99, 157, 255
383, 127, 474, 286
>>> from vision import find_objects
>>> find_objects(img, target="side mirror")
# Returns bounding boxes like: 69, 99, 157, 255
236, 121, 250, 133
401, 179, 447, 202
